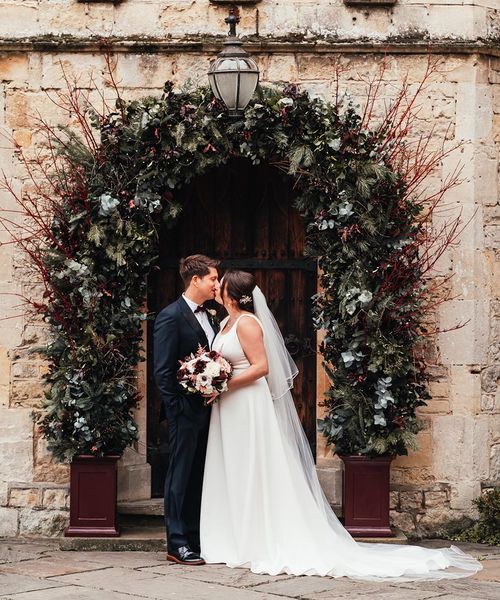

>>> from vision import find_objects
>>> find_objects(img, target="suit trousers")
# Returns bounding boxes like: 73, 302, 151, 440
163, 397, 211, 552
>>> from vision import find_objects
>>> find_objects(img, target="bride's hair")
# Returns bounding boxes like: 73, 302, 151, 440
221, 270, 256, 313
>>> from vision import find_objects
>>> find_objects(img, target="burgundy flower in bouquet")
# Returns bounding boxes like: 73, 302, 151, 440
177, 344, 233, 404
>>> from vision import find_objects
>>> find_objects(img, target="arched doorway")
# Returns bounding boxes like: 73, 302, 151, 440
147, 158, 317, 497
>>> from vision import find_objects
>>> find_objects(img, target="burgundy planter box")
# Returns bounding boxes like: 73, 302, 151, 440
340, 455, 395, 538
65, 454, 121, 537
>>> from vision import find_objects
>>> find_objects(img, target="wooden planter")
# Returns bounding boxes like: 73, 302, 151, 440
65, 454, 121, 537
340, 455, 395, 538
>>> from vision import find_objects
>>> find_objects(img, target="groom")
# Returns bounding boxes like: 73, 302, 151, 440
154, 254, 220, 565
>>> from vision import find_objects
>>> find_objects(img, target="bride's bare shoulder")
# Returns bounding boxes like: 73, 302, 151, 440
237, 313, 263, 335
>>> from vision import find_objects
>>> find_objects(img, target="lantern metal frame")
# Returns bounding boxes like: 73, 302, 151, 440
207, 7, 260, 117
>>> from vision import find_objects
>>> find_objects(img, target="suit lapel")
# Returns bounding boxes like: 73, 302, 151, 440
207, 312, 219, 342
178, 297, 209, 349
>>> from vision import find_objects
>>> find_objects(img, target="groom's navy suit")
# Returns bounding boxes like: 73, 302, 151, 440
153, 296, 217, 552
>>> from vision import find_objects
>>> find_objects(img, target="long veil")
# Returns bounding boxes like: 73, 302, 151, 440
252, 285, 482, 581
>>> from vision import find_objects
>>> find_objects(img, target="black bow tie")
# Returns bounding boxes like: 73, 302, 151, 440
194, 305, 206, 314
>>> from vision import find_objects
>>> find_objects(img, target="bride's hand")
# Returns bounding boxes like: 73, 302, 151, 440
206, 391, 219, 405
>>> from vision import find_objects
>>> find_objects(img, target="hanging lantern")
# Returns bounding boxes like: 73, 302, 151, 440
207, 8, 260, 116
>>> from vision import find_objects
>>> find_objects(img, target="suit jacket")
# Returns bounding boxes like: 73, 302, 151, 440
153, 296, 218, 418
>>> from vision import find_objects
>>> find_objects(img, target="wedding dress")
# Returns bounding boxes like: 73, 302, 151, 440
199, 287, 481, 581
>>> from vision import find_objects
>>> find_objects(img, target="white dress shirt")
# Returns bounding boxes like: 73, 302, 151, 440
182, 294, 215, 348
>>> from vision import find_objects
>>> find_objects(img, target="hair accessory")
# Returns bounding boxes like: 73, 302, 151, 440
239, 295, 252, 305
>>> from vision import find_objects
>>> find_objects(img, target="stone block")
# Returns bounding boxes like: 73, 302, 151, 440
117, 462, 151, 502
390, 510, 415, 533
474, 148, 499, 207
450, 480, 481, 512
449, 364, 481, 416
258, 3, 298, 37
12, 361, 41, 379
433, 415, 490, 482
297, 55, 335, 81
5, 89, 74, 129
0, 481, 8, 505
481, 364, 500, 394
316, 464, 342, 508
0, 506, 18, 537
9, 487, 41, 508
418, 399, 450, 415
39, 53, 108, 90
0, 55, 29, 85
390, 490, 399, 510
107, 1, 162, 37
33, 434, 70, 484
42, 488, 69, 510
391, 465, 435, 486
394, 431, 432, 469
264, 54, 298, 84
491, 418, 500, 443
456, 83, 493, 141
493, 86, 500, 114
485, 223, 500, 249
10, 379, 44, 408
429, 381, 449, 398
451, 248, 489, 303
400, 490, 424, 512
18, 508, 68, 537
0, 3, 39, 37
171, 54, 213, 90
0, 408, 33, 482
12, 129, 32, 150
490, 443, 500, 480
0, 345, 10, 407
427, 5, 485, 39
416, 506, 452, 536
424, 490, 449, 508
158, 2, 213, 37
113, 54, 175, 90
438, 298, 489, 366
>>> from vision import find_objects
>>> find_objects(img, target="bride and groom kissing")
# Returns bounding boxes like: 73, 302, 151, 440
153, 254, 481, 580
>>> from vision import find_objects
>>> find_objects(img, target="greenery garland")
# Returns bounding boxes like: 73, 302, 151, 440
26, 81, 435, 461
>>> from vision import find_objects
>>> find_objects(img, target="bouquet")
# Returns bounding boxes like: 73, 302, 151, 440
177, 344, 233, 403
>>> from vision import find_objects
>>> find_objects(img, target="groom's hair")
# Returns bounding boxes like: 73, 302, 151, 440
179, 254, 220, 288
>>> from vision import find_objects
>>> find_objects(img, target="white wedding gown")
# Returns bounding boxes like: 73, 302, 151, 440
200, 313, 481, 580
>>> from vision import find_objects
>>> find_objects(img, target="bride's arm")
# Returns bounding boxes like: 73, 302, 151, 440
227, 317, 268, 392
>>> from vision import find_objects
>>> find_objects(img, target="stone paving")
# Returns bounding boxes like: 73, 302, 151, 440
0, 539, 499, 600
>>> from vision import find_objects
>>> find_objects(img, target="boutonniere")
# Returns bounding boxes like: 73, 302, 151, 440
206, 308, 221, 328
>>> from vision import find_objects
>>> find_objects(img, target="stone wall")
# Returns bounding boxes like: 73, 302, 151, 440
0, 0, 499, 537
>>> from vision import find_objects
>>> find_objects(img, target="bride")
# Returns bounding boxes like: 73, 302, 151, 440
199, 270, 482, 580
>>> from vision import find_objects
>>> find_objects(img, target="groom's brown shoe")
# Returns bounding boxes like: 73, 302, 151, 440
167, 545, 205, 566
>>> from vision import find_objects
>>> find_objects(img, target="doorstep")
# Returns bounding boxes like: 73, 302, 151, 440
117, 498, 164, 516
59, 513, 407, 551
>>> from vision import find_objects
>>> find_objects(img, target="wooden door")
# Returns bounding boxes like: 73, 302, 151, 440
147, 158, 317, 497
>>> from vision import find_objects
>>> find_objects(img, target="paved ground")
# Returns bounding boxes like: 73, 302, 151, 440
0, 539, 499, 599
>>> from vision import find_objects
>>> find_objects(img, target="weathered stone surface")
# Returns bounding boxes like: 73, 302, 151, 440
450, 480, 481, 513
316, 465, 342, 508
424, 490, 449, 508
0, 506, 18, 536
490, 443, 500, 480
32, 435, 70, 485
390, 509, 416, 534
400, 491, 425, 513
8, 488, 41, 508
0, 409, 33, 483
42, 488, 69, 511
18, 508, 68, 537
416, 506, 453, 536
